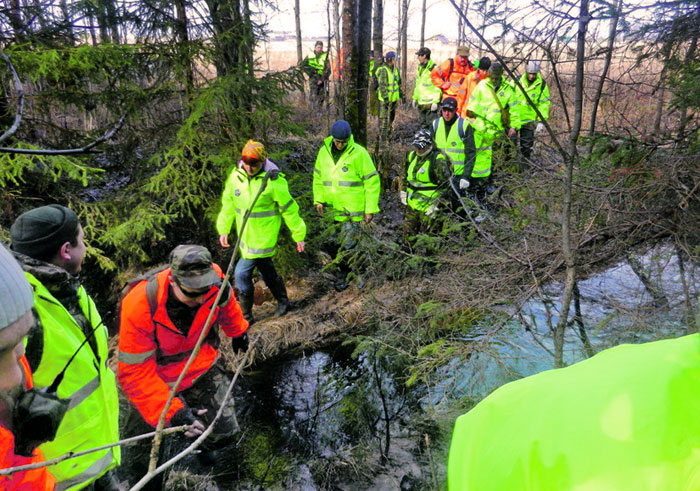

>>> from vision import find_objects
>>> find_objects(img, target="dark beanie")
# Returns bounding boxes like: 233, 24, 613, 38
11, 205, 79, 260
331, 120, 352, 140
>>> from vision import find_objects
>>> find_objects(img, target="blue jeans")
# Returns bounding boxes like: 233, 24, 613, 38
234, 257, 280, 296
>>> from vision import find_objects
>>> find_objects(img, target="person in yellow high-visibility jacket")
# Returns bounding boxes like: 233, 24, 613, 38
448, 333, 700, 490
313, 120, 380, 290
217, 140, 306, 323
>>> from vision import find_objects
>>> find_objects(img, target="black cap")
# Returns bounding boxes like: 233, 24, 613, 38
441, 97, 458, 112
416, 47, 431, 57
479, 57, 491, 71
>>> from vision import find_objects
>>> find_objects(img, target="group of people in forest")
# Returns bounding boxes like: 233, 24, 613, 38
0, 118, 382, 488
0, 41, 552, 490
303, 41, 551, 230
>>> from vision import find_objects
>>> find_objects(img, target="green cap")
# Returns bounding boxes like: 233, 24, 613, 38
169, 245, 221, 291
11, 205, 79, 260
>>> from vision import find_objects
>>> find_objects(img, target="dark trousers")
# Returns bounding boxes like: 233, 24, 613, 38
234, 256, 282, 296
418, 105, 439, 129
311, 78, 326, 106
511, 122, 536, 165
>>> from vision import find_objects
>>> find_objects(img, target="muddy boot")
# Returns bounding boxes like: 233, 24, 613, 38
268, 276, 290, 317
239, 292, 255, 325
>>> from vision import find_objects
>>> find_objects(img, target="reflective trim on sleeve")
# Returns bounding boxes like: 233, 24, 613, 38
362, 171, 378, 180
473, 167, 492, 176
279, 199, 294, 211
118, 349, 156, 365
314, 168, 321, 175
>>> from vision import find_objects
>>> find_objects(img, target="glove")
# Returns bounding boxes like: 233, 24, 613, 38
430, 102, 438, 112
425, 204, 438, 217
230, 332, 249, 354
171, 406, 197, 427
535, 122, 545, 136
412, 100, 417, 108
459, 178, 470, 190
399, 190, 408, 206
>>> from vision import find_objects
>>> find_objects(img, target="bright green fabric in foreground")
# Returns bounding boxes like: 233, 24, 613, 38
448, 334, 700, 490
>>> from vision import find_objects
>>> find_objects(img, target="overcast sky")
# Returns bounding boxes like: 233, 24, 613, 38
256, 0, 462, 45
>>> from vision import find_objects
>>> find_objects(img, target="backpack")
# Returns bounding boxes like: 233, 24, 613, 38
119, 265, 168, 323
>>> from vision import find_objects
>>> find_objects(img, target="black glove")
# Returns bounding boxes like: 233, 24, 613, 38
171, 406, 197, 427
230, 332, 249, 354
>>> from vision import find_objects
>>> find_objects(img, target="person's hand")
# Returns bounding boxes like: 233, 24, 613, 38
315, 203, 324, 215
317, 80, 323, 86
230, 332, 249, 354
171, 407, 208, 438
535, 122, 545, 135
399, 190, 408, 205
364, 213, 373, 223
296, 241, 305, 253
441, 81, 450, 90
507, 127, 517, 138
412, 100, 417, 108
430, 102, 438, 112
219, 234, 229, 248
459, 178, 470, 190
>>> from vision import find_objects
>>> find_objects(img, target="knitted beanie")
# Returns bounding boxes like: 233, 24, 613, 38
0, 244, 34, 329
10, 205, 79, 260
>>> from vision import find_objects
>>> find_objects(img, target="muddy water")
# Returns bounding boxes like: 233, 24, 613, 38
234, 242, 698, 489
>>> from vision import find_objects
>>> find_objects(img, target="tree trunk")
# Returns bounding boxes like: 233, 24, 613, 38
294, 0, 304, 99
60, 0, 75, 45
332, 0, 343, 114
342, 0, 370, 145
8, 0, 25, 42
652, 42, 672, 137
373, 0, 384, 60
420, 0, 426, 47
397, 0, 402, 61
175, 0, 194, 99
587, 0, 622, 149
553, 0, 589, 368
677, 36, 697, 140
400, 0, 409, 86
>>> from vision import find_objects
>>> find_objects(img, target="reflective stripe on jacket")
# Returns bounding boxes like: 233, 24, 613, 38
430, 58, 474, 106
118, 267, 248, 427
512, 72, 550, 127
376, 65, 401, 102
0, 356, 56, 491
307, 51, 327, 76
26, 274, 120, 490
216, 159, 306, 259
405, 150, 449, 212
412, 60, 442, 105
312, 134, 381, 222
433, 116, 467, 175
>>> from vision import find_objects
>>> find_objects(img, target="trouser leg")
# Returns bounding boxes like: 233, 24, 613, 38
520, 122, 535, 161
257, 257, 289, 316
379, 101, 391, 142
180, 364, 237, 450
234, 258, 256, 323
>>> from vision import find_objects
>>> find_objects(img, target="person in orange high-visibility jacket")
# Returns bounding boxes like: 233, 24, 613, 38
0, 244, 55, 490
458, 56, 491, 119
431, 45, 474, 112
118, 245, 248, 450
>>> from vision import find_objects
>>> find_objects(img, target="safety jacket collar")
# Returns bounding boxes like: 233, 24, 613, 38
236, 158, 279, 179
322, 133, 357, 158
12, 251, 80, 297
520, 72, 542, 89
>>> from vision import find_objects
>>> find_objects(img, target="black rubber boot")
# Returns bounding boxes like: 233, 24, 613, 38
267, 276, 290, 316
239, 292, 255, 325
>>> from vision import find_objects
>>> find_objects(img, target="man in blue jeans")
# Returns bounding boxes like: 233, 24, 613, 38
216, 140, 306, 324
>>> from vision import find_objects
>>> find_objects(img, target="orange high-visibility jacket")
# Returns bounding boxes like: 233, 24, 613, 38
458, 71, 487, 119
118, 266, 248, 427
0, 356, 56, 491
430, 58, 474, 108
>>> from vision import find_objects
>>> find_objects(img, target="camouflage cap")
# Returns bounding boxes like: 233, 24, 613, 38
169, 245, 221, 291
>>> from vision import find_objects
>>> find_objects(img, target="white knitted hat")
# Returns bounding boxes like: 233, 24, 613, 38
0, 244, 33, 329
526, 61, 540, 73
